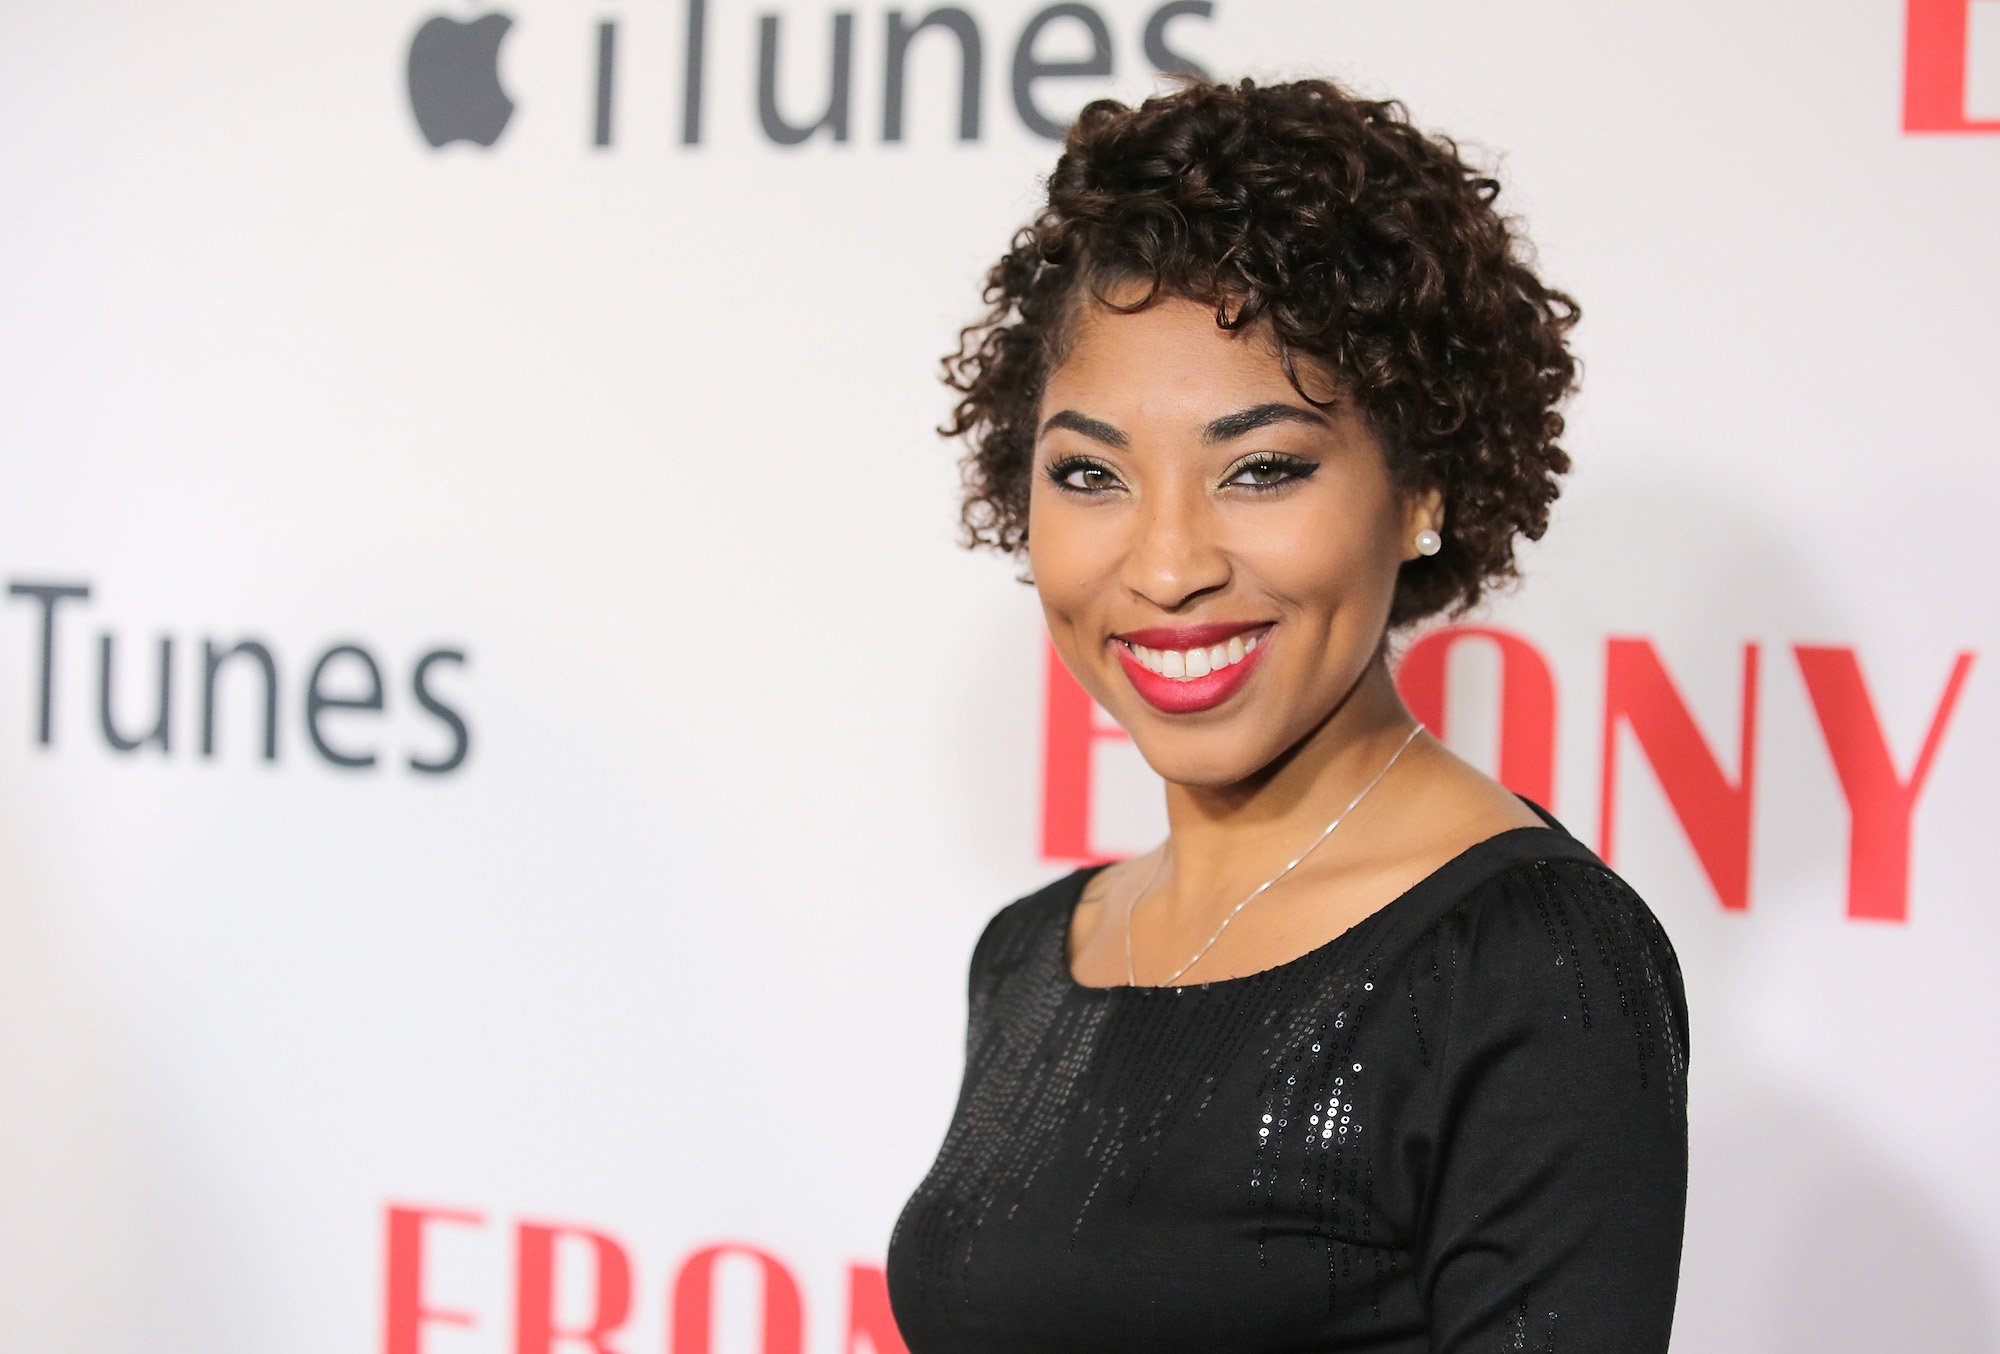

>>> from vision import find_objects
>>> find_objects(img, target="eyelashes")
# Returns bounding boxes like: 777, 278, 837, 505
1043, 452, 1320, 496
1043, 457, 1119, 494
1227, 452, 1321, 493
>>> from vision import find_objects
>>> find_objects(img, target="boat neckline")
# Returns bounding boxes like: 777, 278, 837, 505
1058, 822, 1588, 996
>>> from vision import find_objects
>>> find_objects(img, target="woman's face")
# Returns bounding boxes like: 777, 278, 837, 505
1027, 285, 1440, 789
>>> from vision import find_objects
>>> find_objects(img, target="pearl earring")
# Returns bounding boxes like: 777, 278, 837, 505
1414, 528, 1441, 556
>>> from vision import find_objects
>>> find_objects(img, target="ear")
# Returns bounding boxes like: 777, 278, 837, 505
1401, 484, 1444, 560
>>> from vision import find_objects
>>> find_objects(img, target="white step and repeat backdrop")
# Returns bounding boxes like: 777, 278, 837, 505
3, 0, 1995, 1349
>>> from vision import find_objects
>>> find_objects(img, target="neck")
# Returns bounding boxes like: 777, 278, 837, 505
1153, 650, 1421, 927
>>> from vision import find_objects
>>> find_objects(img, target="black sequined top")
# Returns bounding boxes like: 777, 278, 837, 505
885, 801, 1690, 1352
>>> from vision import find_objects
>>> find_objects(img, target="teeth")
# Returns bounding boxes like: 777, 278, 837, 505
1124, 630, 1267, 682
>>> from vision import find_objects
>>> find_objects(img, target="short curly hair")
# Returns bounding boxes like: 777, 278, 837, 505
938, 73, 1582, 630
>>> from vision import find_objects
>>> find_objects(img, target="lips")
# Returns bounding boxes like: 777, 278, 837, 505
1113, 620, 1272, 649
1110, 624, 1274, 715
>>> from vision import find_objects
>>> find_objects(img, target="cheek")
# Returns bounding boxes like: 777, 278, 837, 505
1249, 504, 1383, 605
1027, 528, 1081, 633
1026, 497, 1105, 618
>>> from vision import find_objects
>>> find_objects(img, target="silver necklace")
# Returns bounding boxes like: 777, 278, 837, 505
1123, 721, 1425, 987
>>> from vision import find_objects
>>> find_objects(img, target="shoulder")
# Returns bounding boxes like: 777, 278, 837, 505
1456, 853, 1684, 983
1420, 851, 1691, 1093
964, 863, 1097, 990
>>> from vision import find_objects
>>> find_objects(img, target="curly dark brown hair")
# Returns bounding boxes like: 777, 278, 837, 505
938, 73, 1582, 631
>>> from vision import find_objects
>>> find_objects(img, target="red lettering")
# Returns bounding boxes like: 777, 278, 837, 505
1395, 624, 1559, 809
515, 1220, 633, 1354
1793, 645, 1975, 922
1904, 0, 2000, 132
1600, 639, 1760, 911
384, 1203, 484, 1354
670, 1242, 804, 1354
844, 1262, 909, 1354
1040, 639, 1129, 861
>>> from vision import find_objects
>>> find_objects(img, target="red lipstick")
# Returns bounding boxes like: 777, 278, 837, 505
1111, 624, 1274, 715
1113, 620, 1270, 649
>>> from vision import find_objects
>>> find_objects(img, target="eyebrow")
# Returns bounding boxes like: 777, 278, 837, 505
1038, 401, 1331, 449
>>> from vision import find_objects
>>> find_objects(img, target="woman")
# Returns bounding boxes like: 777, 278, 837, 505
886, 74, 1689, 1352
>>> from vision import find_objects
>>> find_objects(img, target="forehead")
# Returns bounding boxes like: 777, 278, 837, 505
1043, 287, 1341, 418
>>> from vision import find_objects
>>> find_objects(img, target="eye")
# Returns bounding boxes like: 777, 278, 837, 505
1045, 456, 1122, 494
1226, 453, 1319, 493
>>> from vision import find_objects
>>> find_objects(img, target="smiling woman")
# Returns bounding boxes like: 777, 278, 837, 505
886, 74, 1689, 1353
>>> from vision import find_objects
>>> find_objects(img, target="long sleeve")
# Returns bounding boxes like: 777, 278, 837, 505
1412, 856, 1691, 1352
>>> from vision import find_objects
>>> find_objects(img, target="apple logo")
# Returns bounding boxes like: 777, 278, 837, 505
407, 12, 516, 148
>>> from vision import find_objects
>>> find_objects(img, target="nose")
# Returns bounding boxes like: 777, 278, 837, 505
1120, 481, 1230, 611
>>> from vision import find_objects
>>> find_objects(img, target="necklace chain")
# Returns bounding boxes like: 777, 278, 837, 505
1123, 721, 1425, 987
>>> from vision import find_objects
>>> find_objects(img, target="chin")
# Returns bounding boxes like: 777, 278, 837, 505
1126, 727, 1279, 791
1089, 664, 1301, 791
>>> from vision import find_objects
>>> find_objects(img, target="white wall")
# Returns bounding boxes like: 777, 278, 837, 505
1, 0, 1993, 1349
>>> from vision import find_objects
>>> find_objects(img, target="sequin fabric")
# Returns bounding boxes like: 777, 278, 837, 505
885, 812, 1690, 1353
